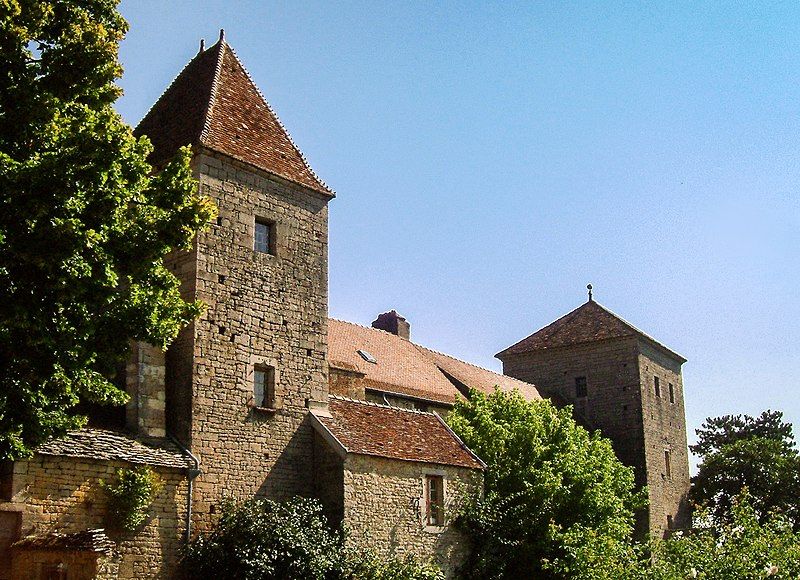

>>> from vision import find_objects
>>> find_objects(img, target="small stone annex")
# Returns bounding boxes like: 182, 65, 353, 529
0, 32, 690, 579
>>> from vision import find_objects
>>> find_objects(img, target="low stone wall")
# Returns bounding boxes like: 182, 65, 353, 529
11, 548, 118, 580
342, 455, 480, 578
1, 455, 187, 579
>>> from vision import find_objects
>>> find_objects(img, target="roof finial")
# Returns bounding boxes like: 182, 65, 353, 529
587, 283, 593, 302
199, 38, 205, 53
219, 29, 225, 43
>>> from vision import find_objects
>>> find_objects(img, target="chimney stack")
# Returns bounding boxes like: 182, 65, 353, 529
372, 310, 410, 340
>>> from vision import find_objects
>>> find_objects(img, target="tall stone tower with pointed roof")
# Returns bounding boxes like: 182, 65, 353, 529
496, 294, 691, 537
133, 31, 333, 528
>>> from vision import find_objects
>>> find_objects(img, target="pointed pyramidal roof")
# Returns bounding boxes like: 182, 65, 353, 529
134, 31, 333, 197
496, 299, 686, 363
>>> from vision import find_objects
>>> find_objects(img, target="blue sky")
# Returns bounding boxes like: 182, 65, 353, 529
117, 1, 800, 459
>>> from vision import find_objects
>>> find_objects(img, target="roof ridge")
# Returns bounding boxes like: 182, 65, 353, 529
496, 299, 685, 362
329, 317, 537, 387
590, 300, 686, 361
199, 40, 226, 143
329, 317, 410, 340
416, 343, 532, 386
329, 394, 436, 416
221, 43, 334, 196
134, 48, 207, 141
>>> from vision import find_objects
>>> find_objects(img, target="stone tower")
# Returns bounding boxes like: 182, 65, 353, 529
496, 294, 690, 537
133, 32, 333, 532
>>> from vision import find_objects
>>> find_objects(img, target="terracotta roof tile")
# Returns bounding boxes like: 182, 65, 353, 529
328, 319, 540, 404
328, 319, 460, 404
36, 429, 192, 469
419, 345, 542, 401
496, 300, 686, 362
313, 396, 483, 469
13, 529, 115, 554
134, 38, 332, 196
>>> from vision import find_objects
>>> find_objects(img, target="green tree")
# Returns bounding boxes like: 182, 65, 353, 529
646, 492, 800, 580
447, 389, 646, 579
184, 497, 443, 580
690, 411, 800, 528
0, 1, 215, 459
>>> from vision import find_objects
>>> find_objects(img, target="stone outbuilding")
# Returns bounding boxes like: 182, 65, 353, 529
310, 396, 484, 577
0, 430, 193, 579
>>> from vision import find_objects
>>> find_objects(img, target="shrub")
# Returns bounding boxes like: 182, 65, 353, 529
447, 389, 645, 579
645, 492, 800, 580
184, 496, 442, 580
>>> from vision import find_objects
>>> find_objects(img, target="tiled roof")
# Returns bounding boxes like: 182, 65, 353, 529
134, 35, 333, 196
36, 429, 192, 469
312, 396, 484, 469
420, 346, 542, 401
496, 300, 686, 362
329, 319, 460, 404
13, 529, 115, 554
328, 319, 540, 405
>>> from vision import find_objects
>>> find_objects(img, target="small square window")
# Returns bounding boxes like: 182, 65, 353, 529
254, 366, 275, 409
574, 376, 587, 398
668, 383, 675, 404
426, 474, 444, 526
654, 376, 661, 398
254, 219, 274, 254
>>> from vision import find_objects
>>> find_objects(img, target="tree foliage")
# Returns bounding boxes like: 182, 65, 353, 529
446, 389, 646, 579
690, 411, 800, 528
0, 1, 215, 458
183, 497, 443, 580
645, 492, 800, 580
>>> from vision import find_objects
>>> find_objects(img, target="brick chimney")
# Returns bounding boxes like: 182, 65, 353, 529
372, 310, 410, 340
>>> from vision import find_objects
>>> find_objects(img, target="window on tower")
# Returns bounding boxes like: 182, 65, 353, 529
664, 450, 672, 478
669, 382, 675, 404
254, 219, 275, 254
654, 376, 661, 398
574, 376, 587, 398
253, 366, 276, 409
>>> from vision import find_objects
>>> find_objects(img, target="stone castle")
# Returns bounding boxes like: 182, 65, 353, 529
0, 33, 690, 579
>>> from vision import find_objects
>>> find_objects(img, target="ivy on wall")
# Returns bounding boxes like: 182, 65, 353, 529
101, 466, 163, 532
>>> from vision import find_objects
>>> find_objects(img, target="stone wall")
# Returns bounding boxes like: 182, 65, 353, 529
342, 455, 479, 578
11, 548, 117, 580
312, 432, 344, 527
637, 340, 691, 533
328, 366, 366, 400
168, 150, 330, 532
0, 456, 187, 579
126, 342, 167, 440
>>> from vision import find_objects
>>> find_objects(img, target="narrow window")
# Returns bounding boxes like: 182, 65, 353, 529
426, 475, 444, 526
654, 376, 661, 398
668, 383, 675, 404
667, 514, 674, 529
254, 366, 275, 409
664, 450, 671, 478
574, 376, 587, 398
254, 219, 274, 254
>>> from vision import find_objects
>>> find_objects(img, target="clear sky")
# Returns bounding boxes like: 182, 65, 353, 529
116, 1, 800, 462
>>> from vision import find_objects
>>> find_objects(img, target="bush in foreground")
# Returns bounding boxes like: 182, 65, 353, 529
183, 496, 442, 580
